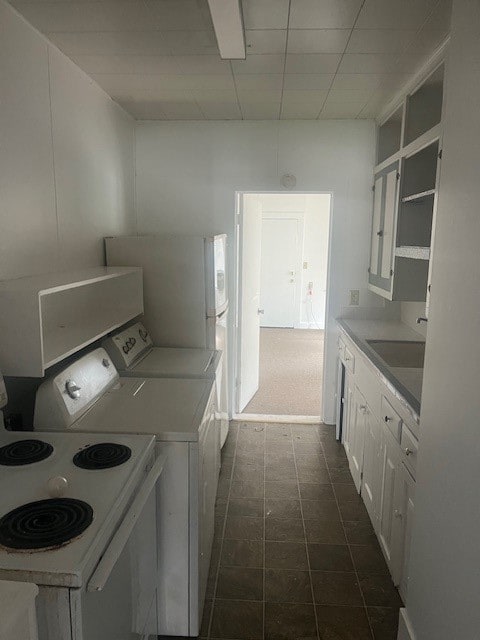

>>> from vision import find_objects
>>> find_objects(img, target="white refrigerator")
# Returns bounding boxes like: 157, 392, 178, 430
105, 234, 229, 444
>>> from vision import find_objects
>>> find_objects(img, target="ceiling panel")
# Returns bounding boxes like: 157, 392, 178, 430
8, 0, 452, 120
285, 54, 341, 74
346, 29, 417, 54
280, 102, 323, 119
245, 30, 287, 54
198, 101, 242, 119
320, 101, 366, 118
356, 0, 438, 30
287, 29, 350, 54
232, 54, 285, 75
241, 102, 281, 119
289, 0, 364, 29
69, 54, 180, 75
338, 53, 399, 74
242, 0, 290, 30
46, 31, 174, 56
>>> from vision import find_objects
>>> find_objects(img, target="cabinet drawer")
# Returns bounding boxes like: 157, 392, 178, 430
338, 337, 346, 360
381, 396, 402, 442
344, 346, 355, 374
400, 426, 418, 477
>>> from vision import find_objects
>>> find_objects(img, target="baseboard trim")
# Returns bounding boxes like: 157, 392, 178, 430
397, 609, 416, 640
233, 413, 322, 424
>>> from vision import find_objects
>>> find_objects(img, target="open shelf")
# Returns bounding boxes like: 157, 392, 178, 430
0, 267, 143, 376
404, 64, 444, 146
402, 189, 436, 203
395, 246, 431, 260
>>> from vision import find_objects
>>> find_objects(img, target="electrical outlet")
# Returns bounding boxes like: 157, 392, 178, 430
350, 289, 360, 306
303, 261, 308, 269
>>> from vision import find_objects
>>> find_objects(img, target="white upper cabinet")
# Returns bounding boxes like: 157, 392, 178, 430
0, 267, 143, 377
368, 59, 445, 304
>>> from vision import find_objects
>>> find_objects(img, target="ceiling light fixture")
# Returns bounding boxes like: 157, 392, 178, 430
207, 0, 246, 60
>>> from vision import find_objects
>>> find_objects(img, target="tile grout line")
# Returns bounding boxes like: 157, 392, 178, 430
292, 427, 321, 640
206, 423, 240, 639
321, 439, 376, 640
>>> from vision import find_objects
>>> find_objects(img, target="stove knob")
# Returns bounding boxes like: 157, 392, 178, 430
47, 476, 68, 498
65, 380, 81, 399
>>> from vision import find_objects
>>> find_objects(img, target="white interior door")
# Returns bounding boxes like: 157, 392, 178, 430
237, 195, 263, 412
260, 218, 298, 327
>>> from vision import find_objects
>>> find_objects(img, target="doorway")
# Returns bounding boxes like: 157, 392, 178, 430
234, 192, 332, 421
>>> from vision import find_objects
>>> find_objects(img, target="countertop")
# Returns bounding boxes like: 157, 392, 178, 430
337, 318, 425, 417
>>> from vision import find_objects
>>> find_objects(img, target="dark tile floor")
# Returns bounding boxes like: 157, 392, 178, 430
201, 421, 402, 640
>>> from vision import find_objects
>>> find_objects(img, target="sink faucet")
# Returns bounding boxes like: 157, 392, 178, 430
416, 317, 428, 324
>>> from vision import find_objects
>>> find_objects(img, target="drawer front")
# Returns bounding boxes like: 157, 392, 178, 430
344, 346, 355, 374
338, 337, 346, 361
381, 396, 402, 442
400, 426, 418, 477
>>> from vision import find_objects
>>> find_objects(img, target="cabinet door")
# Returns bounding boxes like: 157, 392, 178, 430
392, 462, 416, 600
368, 161, 400, 298
361, 410, 382, 529
349, 387, 367, 493
342, 372, 355, 461
378, 425, 401, 575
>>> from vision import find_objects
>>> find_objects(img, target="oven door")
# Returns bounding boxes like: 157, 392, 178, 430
75, 455, 165, 640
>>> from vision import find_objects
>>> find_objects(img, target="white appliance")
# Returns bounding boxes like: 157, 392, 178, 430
0, 423, 162, 640
105, 234, 230, 445
102, 321, 228, 445
0, 580, 39, 640
34, 347, 220, 638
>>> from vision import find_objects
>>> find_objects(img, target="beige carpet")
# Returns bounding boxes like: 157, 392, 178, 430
243, 328, 324, 416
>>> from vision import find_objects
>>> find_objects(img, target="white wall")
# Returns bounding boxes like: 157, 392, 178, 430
258, 193, 330, 330
402, 1, 480, 638
0, 0, 135, 282
135, 119, 379, 422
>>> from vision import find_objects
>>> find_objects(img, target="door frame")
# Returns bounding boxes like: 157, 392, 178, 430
232, 191, 334, 420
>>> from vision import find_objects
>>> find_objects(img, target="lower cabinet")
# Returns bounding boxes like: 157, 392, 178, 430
378, 425, 402, 574
349, 387, 368, 492
392, 462, 416, 601
338, 342, 417, 601
361, 410, 382, 527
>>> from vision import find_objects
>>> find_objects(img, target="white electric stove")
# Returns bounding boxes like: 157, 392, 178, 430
33, 347, 220, 637
0, 428, 162, 640
102, 321, 228, 446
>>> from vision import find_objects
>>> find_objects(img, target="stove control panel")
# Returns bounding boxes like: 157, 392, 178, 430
102, 322, 153, 370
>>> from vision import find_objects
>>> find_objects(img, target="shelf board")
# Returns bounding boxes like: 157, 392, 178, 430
402, 189, 436, 203
395, 246, 431, 260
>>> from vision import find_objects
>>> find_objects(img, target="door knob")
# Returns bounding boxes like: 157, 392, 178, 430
257, 309, 265, 315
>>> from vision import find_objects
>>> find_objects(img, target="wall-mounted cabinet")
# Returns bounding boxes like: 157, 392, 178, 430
0, 267, 143, 377
369, 60, 445, 305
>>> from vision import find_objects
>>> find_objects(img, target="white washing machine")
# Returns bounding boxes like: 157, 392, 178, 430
33, 348, 220, 638
102, 322, 229, 447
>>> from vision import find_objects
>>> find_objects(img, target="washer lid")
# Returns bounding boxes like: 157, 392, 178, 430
133, 348, 217, 378
71, 377, 214, 442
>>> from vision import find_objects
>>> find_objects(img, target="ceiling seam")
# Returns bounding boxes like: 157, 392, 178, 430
278, 0, 292, 121
229, 60, 244, 120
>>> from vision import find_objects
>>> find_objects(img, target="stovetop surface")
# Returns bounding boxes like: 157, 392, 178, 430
0, 430, 155, 587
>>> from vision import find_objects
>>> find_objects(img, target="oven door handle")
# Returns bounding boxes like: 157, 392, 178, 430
87, 453, 166, 593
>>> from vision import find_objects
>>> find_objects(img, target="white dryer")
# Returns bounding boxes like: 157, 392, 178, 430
34, 348, 220, 638
102, 321, 229, 447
